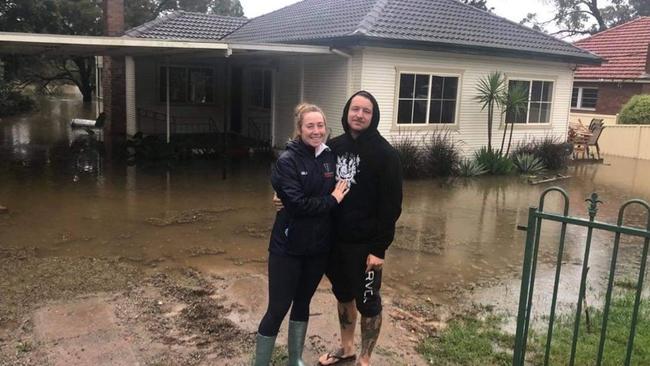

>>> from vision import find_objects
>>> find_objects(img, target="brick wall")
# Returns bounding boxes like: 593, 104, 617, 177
572, 81, 645, 115
102, 0, 126, 136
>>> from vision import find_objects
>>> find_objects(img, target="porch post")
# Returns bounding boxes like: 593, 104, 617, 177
166, 57, 170, 144
271, 68, 277, 147
95, 56, 103, 117
125, 56, 137, 136
299, 56, 304, 101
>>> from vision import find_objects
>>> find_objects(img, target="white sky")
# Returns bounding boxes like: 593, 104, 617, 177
239, 0, 557, 25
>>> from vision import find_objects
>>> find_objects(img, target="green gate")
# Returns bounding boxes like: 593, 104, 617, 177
513, 187, 650, 366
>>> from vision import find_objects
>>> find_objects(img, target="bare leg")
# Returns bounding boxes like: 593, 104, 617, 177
357, 313, 382, 366
318, 300, 357, 364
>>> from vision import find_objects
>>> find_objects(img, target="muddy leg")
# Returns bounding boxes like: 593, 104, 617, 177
318, 300, 356, 365
357, 312, 382, 366
338, 300, 357, 355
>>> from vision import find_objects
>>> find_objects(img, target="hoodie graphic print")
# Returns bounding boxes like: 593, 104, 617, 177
336, 153, 360, 184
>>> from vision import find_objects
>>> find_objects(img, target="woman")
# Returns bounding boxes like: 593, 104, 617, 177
253, 103, 349, 366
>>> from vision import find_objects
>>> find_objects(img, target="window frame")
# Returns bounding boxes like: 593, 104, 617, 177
571, 86, 598, 111
158, 64, 216, 105
392, 67, 463, 130
504, 76, 556, 126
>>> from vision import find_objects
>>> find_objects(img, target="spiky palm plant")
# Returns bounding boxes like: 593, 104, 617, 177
474, 71, 506, 153
513, 153, 546, 175
457, 158, 488, 177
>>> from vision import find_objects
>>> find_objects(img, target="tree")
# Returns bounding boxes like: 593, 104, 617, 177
0, 0, 244, 102
461, 0, 493, 12
475, 71, 506, 152
502, 86, 529, 156
521, 0, 650, 38
125, 0, 244, 28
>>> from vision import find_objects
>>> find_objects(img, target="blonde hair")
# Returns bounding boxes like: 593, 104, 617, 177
292, 103, 326, 140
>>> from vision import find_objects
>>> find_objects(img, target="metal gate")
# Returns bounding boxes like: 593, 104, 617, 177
513, 187, 650, 366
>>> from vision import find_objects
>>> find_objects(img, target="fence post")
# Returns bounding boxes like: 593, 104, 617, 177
513, 207, 538, 366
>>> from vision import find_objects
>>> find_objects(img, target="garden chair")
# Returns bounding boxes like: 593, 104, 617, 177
586, 119, 605, 159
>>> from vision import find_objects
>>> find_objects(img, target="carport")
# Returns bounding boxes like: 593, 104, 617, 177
0, 31, 333, 147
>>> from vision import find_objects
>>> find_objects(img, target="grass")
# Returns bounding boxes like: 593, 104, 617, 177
529, 292, 650, 366
417, 292, 649, 365
418, 314, 513, 366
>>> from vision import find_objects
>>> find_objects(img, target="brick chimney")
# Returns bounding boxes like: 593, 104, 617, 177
102, 0, 126, 137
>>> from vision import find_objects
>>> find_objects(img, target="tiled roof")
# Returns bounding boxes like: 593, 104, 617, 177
225, 0, 598, 63
225, 0, 377, 42
574, 17, 650, 80
125, 11, 247, 40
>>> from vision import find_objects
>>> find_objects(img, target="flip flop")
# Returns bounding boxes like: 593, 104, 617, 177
317, 349, 357, 365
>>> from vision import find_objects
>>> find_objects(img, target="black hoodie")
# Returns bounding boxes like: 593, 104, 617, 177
328, 91, 403, 258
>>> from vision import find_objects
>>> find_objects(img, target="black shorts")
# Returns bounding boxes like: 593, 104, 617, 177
325, 243, 383, 317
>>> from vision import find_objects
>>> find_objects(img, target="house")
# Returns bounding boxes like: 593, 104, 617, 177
0, 0, 600, 154
571, 16, 650, 125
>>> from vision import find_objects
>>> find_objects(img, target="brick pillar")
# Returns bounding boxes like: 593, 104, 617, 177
102, 0, 126, 136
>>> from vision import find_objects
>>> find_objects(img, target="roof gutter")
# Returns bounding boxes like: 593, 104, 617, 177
311, 35, 603, 66
330, 47, 352, 58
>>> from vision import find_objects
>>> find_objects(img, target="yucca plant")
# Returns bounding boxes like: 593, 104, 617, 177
457, 158, 488, 177
501, 84, 530, 156
474, 146, 513, 175
474, 71, 506, 152
513, 153, 546, 175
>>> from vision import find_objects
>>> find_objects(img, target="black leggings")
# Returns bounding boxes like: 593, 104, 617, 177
257, 253, 328, 336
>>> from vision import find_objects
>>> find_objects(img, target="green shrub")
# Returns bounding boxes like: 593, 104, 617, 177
422, 130, 461, 177
511, 136, 569, 171
619, 94, 650, 124
512, 153, 546, 175
457, 158, 488, 177
0, 82, 36, 117
392, 133, 424, 179
474, 147, 513, 175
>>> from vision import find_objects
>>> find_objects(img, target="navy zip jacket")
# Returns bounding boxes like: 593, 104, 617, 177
328, 91, 403, 259
269, 139, 338, 256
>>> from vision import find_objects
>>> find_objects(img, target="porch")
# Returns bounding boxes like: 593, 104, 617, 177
0, 32, 348, 153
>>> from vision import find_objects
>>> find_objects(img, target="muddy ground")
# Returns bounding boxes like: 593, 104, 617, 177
0, 246, 476, 366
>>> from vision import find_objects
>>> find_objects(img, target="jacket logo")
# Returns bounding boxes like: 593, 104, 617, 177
336, 153, 360, 184
300, 171, 308, 176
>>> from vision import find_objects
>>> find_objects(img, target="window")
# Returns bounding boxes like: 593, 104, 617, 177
397, 73, 459, 124
159, 66, 214, 104
505, 79, 554, 124
571, 87, 598, 110
250, 69, 272, 109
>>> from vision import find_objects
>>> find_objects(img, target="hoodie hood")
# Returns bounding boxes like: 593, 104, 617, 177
341, 90, 380, 137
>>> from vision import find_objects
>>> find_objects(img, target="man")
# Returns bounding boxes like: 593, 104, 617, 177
318, 90, 403, 366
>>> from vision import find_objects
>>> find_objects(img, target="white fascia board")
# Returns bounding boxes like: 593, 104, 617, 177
0, 32, 228, 50
573, 78, 650, 84
228, 42, 331, 54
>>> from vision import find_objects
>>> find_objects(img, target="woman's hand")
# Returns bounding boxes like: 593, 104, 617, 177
331, 180, 350, 203
272, 192, 284, 211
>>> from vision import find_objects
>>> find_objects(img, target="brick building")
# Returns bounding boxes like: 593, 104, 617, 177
572, 17, 650, 118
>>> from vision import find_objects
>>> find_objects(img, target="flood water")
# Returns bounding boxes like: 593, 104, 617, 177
1, 97, 649, 314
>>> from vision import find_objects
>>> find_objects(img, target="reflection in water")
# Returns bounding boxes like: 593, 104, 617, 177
0, 97, 649, 309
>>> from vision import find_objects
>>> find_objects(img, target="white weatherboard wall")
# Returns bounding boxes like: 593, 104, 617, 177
360, 47, 575, 155
303, 55, 350, 137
